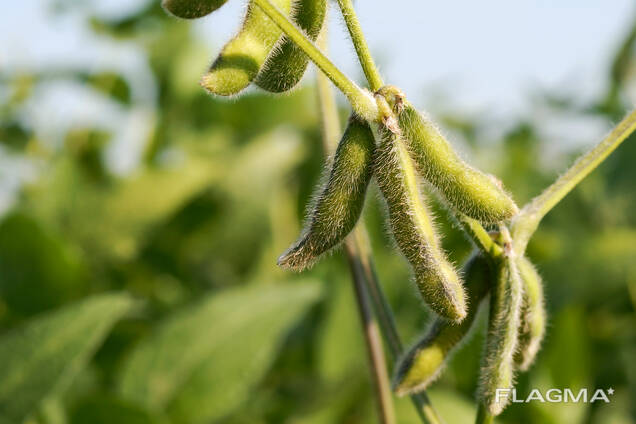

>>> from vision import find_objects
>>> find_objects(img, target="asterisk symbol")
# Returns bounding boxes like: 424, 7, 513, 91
607, 388, 614, 395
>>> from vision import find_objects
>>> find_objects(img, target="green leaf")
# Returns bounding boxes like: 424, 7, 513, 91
0, 294, 133, 423
118, 282, 322, 422
70, 395, 163, 424
0, 212, 86, 317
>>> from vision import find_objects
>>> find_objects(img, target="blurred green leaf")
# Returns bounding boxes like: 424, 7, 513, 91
0, 211, 86, 317
0, 294, 133, 423
70, 395, 163, 424
118, 282, 322, 422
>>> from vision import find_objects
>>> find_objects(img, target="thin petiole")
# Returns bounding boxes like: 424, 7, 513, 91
336, 0, 384, 91
512, 108, 636, 252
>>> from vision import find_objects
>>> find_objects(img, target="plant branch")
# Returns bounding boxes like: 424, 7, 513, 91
343, 240, 397, 424
512, 108, 636, 252
475, 404, 494, 424
253, 0, 378, 121
457, 214, 503, 259
336, 0, 384, 91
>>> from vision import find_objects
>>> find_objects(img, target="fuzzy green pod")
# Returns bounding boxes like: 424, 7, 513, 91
478, 254, 523, 416
255, 0, 327, 92
200, 0, 293, 96
374, 122, 466, 322
162, 0, 228, 19
393, 253, 492, 396
398, 103, 518, 223
514, 256, 546, 371
278, 115, 375, 270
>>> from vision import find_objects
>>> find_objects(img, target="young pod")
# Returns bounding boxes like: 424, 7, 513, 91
478, 255, 523, 416
278, 115, 375, 271
393, 253, 492, 396
514, 256, 546, 371
162, 0, 228, 19
398, 103, 518, 223
256, 0, 327, 92
200, 0, 292, 96
374, 120, 466, 322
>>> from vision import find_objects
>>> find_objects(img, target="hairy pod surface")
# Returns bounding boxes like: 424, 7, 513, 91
398, 103, 518, 223
162, 0, 228, 19
393, 253, 492, 396
374, 122, 466, 322
478, 254, 523, 416
255, 0, 327, 92
278, 115, 375, 270
514, 256, 546, 371
200, 0, 293, 96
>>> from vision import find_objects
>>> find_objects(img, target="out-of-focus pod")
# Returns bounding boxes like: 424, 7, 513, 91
256, 0, 327, 92
200, 0, 293, 96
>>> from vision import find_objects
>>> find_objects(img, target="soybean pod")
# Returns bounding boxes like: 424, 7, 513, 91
278, 115, 375, 271
200, 0, 292, 96
374, 117, 466, 322
393, 253, 492, 396
398, 102, 518, 223
162, 0, 228, 19
514, 256, 546, 371
256, 0, 327, 92
478, 254, 523, 416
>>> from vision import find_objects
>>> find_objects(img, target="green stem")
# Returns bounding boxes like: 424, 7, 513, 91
475, 404, 494, 424
512, 108, 636, 253
458, 214, 503, 259
336, 0, 384, 91
253, 0, 378, 121
343, 240, 397, 424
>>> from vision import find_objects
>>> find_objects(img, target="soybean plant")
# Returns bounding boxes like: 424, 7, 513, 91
162, 0, 636, 422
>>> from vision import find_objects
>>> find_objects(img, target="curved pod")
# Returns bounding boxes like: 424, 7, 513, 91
478, 255, 523, 416
374, 125, 466, 322
278, 115, 375, 270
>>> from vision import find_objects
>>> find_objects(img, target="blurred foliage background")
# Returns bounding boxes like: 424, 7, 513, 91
1, 1, 635, 424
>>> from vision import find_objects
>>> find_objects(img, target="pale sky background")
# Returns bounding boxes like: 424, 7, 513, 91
1, 0, 635, 211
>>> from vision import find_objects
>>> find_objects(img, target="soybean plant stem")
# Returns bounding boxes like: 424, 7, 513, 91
336, 0, 384, 91
343, 241, 397, 424
512, 108, 636, 253
475, 404, 494, 424
253, 0, 378, 121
